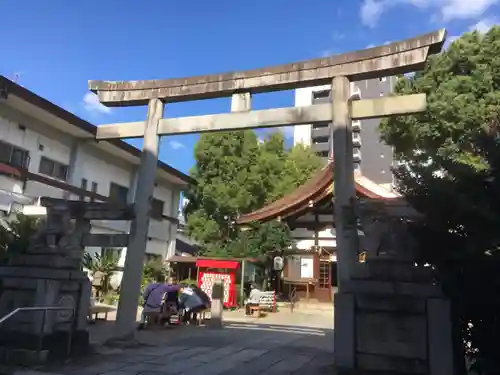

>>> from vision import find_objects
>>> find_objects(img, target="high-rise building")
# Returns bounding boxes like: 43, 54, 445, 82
293, 77, 397, 186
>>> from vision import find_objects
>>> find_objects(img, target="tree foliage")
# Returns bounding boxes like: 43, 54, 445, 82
184, 130, 322, 258
82, 250, 120, 295
0, 214, 41, 264
379, 27, 500, 374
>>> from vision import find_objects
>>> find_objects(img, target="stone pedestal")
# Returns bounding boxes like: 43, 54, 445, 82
334, 260, 454, 374
334, 199, 454, 374
0, 202, 91, 360
208, 279, 224, 329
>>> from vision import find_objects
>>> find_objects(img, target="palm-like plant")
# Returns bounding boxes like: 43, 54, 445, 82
82, 249, 120, 295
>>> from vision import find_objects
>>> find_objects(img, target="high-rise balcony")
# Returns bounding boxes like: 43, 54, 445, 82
352, 132, 362, 146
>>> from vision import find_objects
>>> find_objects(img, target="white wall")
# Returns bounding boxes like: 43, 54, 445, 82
0, 114, 71, 199
0, 110, 183, 261
291, 227, 336, 250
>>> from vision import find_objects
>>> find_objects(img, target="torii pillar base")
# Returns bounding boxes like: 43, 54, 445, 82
334, 259, 455, 375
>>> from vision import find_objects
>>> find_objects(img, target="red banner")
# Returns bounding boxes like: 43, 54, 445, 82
198, 270, 236, 308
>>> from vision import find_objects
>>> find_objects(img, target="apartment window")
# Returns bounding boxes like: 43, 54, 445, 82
38, 157, 68, 180
90, 182, 98, 202
151, 198, 165, 218
109, 182, 129, 205
312, 122, 329, 129
0, 140, 29, 169
313, 90, 330, 100
79, 178, 88, 201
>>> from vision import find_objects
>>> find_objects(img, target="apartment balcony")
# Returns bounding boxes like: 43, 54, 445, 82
353, 148, 362, 161
312, 130, 361, 146
311, 142, 330, 154
312, 126, 330, 138
352, 132, 362, 146
352, 120, 361, 131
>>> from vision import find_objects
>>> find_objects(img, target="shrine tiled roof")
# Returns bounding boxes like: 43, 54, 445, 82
236, 162, 399, 225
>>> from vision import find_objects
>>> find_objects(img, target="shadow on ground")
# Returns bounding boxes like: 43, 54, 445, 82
33, 321, 335, 375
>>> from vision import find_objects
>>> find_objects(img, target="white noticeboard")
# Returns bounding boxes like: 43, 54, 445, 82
300, 257, 314, 279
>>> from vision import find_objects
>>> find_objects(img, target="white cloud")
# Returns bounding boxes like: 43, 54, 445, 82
439, 0, 498, 21
470, 17, 498, 33
169, 140, 185, 150
444, 18, 496, 49
82, 93, 111, 114
360, 0, 386, 27
360, 0, 499, 27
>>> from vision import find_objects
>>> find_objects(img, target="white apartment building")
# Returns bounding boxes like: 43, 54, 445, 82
0, 75, 193, 269
293, 78, 397, 186
291, 78, 397, 252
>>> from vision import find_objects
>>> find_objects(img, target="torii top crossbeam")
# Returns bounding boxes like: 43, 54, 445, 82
89, 29, 446, 106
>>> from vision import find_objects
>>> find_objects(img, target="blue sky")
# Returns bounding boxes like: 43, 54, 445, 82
1, 0, 498, 175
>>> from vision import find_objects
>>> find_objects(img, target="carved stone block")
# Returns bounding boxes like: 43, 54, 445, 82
356, 312, 427, 359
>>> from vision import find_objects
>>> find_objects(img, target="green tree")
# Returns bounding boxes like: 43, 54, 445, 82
0, 214, 41, 264
379, 27, 500, 374
222, 220, 293, 259
185, 130, 322, 257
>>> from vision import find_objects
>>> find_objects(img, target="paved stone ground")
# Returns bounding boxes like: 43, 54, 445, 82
16, 309, 334, 375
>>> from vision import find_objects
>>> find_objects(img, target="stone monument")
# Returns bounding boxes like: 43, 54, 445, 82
208, 279, 224, 329
334, 198, 455, 375
0, 197, 132, 363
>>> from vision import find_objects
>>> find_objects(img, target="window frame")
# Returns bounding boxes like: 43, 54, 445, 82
38, 156, 69, 181
151, 198, 165, 219
109, 182, 129, 205
0, 140, 30, 169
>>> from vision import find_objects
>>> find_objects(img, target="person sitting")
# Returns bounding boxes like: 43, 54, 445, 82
138, 277, 179, 330
245, 283, 261, 316
178, 284, 205, 325
190, 284, 211, 322
162, 288, 180, 325
191, 284, 212, 309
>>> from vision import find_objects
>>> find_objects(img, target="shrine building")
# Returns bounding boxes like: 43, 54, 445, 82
236, 162, 399, 303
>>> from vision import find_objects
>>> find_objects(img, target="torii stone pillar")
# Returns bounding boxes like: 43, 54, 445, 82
331, 75, 358, 285
114, 99, 163, 336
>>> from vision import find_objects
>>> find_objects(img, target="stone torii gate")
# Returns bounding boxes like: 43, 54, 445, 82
88, 30, 446, 341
